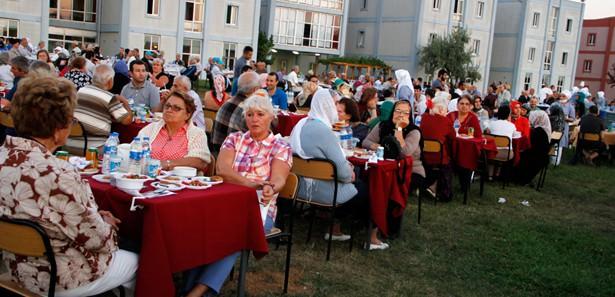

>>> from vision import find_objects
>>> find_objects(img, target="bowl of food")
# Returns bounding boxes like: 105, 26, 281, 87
115, 174, 149, 190
172, 166, 197, 178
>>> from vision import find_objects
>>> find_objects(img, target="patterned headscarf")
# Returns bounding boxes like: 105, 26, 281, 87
213, 74, 226, 102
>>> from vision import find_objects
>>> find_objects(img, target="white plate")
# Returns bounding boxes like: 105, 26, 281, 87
92, 174, 112, 183
182, 180, 213, 190
80, 168, 99, 175
457, 134, 474, 139
156, 175, 186, 182
151, 181, 185, 191
188, 176, 224, 186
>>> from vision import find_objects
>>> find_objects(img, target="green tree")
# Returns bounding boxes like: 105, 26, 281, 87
257, 31, 275, 64
418, 27, 481, 83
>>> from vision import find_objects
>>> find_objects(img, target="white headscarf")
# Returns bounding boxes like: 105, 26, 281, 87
289, 89, 339, 159
529, 110, 552, 142
395, 69, 414, 95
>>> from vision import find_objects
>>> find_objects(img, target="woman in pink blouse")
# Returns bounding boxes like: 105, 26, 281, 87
138, 90, 211, 171
183, 92, 292, 297
0, 74, 137, 296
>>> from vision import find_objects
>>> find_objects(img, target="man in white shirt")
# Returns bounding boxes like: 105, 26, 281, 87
287, 65, 301, 95
538, 84, 553, 104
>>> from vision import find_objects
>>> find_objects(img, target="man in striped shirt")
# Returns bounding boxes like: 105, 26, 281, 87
68, 64, 133, 151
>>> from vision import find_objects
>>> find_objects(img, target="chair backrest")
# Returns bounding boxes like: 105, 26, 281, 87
582, 133, 600, 142
295, 107, 310, 114
291, 156, 336, 181
206, 154, 216, 176
203, 108, 217, 122
485, 133, 510, 148
0, 112, 14, 128
204, 118, 213, 134
551, 131, 563, 142
423, 139, 444, 165
0, 217, 57, 297
278, 173, 298, 201
68, 121, 88, 156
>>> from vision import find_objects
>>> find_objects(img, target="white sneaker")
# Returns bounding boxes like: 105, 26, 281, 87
324, 233, 351, 241
368, 242, 390, 250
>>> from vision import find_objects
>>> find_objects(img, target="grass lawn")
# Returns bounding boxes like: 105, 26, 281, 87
224, 151, 615, 297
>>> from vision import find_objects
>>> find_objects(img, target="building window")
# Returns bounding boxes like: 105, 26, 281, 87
583, 60, 592, 72
471, 39, 480, 56
429, 33, 437, 42
542, 74, 551, 86
565, 19, 573, 33
223, 42, 237, 70
49, 0, 97, 22
0, 18, 19, 38
453, 0, 464, 22
361, 0, 367, 10
185, 0, 204, 32
278, 0, 344, 11
272, 7, 342, 50
476, 1, 484, 18
548, 7, 558, 37
587, 33, 596, 46
433, 0, 441, 10
357, 30, 365, 48
543, 41, 554, 71
146, 0, 160, 16
561, 52, 568, 65
531, 12, 540, 28
528, 47, 536, 63
556, 76, 565, 92
143, 34, 160, 51
226, 5, 239, 26
182, 38, 202, 65
523, 73, 532, 91
48, 26, 96, 50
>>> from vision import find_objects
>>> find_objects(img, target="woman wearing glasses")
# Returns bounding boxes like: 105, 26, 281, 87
137, 90, 211, 171
446, 94, 483, 138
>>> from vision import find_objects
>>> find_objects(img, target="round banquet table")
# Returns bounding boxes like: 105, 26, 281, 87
87, 177, 268, 297
347, 156, 413, 237
453, 136, 498, 171
111, 121, 149, 144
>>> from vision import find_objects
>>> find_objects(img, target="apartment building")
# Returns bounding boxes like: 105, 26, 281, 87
574, 16, 615, 99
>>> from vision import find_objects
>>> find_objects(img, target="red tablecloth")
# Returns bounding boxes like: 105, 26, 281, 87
275, 113, 307, 136
512, 136, 530, 165
454, 137, 498, 170
87, 178, 269, 297
111, 122, 149, 144
347, 156, 413, 236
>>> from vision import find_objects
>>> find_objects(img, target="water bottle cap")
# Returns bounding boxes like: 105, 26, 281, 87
111, 132, 119, 136
133, 137, 140, 141
143, 137, 150, 140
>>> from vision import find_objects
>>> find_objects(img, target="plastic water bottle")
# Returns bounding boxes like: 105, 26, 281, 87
414, 115, 422, 127
141, 137, 151, 175
128, 96, 135, 117
454, 119, 460, 133
339, 127, 349, 149
344, 126, 354, 150
128, 137, 142, 175
137, 104, 147, 122
101, 133, 119, 175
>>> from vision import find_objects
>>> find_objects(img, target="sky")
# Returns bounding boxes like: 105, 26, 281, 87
583, 0, 615, 20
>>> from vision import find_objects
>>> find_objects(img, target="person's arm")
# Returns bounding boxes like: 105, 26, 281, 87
163, 157, 207, 172
277, 90, 288, 110
217, 147, 262, 188
110, 95, 133, 125
362, 124, 381, 151
262, 158, 291, 203
400, 129, 420, 156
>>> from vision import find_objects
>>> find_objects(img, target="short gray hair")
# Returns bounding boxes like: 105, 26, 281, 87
152, 58, 164, 65
242, 90, 274, 117
188, 55, 200, 64
92, 64, 115, 87
174, 75, 191, 91
237, 71, 260, 96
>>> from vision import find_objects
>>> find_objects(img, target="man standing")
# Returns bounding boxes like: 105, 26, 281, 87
231, 46, 253, 96
431, 69, 449, 93
70, 64, 133, 151
265, 72, 288, 110
120, 60, 161, 111
287, 65, 301, 97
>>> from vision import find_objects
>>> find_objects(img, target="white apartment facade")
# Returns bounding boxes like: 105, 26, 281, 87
344, 0, 498, 92
0, 0, 261, 70
259, 0, 350, 74
489, 0, 585, 97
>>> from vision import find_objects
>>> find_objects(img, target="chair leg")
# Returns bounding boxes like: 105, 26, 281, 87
283, 233, 292, 294
417, 191, 422, 224
118, 286, 125, 297
326, 207, 336, 261
306, 208, 315, 243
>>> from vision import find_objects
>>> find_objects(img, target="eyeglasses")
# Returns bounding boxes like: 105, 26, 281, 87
163, 103, 184, 112
458, 102, 472, 106
394, 109, 411, 116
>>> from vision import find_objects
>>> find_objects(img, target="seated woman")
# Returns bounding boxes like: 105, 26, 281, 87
63, 56, 91, 90
368, 100, 394, 129
472, 95, 490, 132
510, 101, 530, 139
294, 81, 318, 109
515, 110, 552, 185
419, 99, 456, 201
290, 89, 388, 250
358, 87, 378, 123
446, 94, 483, 138
0, 74, 137, 297
337, 97, 369, 145
203, 74, 230, 111
184, 93, 292, 297
138, 91, 210, 172
150, 58, 173, 90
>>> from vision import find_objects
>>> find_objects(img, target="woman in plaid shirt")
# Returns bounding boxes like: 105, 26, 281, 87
184, 92, 292, 297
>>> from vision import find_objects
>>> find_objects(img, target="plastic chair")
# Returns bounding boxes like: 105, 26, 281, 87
484, 134, 513, 189
419, 139, 444, 224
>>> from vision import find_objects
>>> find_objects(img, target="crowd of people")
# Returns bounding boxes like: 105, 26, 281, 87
1, 37, 614, 297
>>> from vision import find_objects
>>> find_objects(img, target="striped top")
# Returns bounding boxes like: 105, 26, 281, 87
75, 84, 130, 136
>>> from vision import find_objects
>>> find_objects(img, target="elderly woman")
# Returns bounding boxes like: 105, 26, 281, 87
510, 101, 530, 139
290, 89, 388, 250
420, 98, 456, 201
138, 90, 210, 172
203, 74, 230, 111
0, 74, 137, 297
294, 80, 318, 109
150, 58, 173, 89
446, 94, 483, 138
515, 110, 552, 185
63, 56, 91, 90
336, 97, 369, 144
183, 94, 292, 297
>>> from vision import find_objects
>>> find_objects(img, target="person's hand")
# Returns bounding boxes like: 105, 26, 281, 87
160, 90, 171, 104
262, 184, 275, 204
0, 98, 11, 110
115, 95, 131, 111
99, 210, 121, 230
